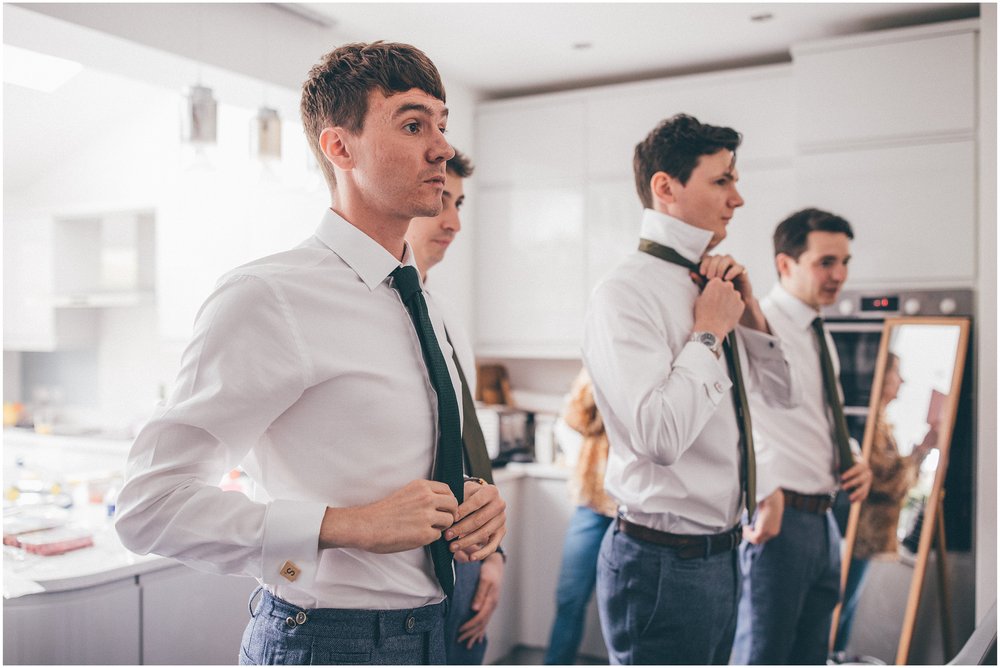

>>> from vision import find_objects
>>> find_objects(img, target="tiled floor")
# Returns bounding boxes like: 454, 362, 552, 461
494, 645, 607, 665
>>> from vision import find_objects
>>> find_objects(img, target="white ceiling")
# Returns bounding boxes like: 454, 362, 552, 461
296, 2, 979, 97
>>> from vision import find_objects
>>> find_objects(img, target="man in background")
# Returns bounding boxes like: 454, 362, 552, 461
115, 42, 506, 665
407, 148, 506, 664
732, 208, 872, 664
583, 113, 795, 664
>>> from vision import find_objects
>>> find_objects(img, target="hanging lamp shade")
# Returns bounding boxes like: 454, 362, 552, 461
182, 84, 217, 145
253, 107, 282, 159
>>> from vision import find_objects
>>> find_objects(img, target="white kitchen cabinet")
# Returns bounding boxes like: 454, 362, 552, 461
3, 215, 109, 351
3, 577, 142, 664
794, 140, 976, 287
475, 184, 587, 358
475, 98, 587, 186
141, 566, 256, 664
586, 65, 795, 179
483, 470, 524, 664
793, 21, 977, 149
513, 473, 607, 659
584, 178, 643, 297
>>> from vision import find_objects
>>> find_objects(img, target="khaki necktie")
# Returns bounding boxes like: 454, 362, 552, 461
448, 341, 495, 484
638, 239, 756, 516
811, 317, 855, 474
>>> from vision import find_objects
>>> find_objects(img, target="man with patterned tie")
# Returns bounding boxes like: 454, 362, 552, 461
115, 42, 506, 665
406, 148, 507, 664
731, 208, 873, 665
582, 113, 796, 664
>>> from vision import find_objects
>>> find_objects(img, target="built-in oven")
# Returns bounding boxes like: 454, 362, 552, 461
821, 288, 975, 549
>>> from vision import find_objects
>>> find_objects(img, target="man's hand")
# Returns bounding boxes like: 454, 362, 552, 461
318, 479, 458, 552
841, 461, 873, 503
693, 277, 745, 340
743, 487, 784, 545
445, 481, 507, 562
456, 552, 505, 648
700, 254, 768, 332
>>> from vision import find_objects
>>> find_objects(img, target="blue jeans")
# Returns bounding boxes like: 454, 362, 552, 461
731, 506, 842, 664
444, 560, 487, 664
596, 521, 740, 665
544, 507, 614, 664
240, 589, 447, 664
833, 556, 871, 652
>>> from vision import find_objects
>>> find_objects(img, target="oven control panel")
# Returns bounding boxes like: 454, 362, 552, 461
828, 289, 973, 319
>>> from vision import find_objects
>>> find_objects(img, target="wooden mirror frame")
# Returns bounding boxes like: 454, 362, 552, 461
830, 316, 971, 664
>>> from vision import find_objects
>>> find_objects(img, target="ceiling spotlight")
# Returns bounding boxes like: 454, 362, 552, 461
252, 107, 282, 160
750, 12, 774, 22
572, 42, 593, 51
182, 84, 218, 145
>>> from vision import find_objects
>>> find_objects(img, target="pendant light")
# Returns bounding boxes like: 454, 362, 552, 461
252, 106, 282, 160
182, 84, 218, 145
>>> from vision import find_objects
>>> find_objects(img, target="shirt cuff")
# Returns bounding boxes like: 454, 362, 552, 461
736, 326, 784, 361
677, 341, 732, 404
261, 499, 328, 589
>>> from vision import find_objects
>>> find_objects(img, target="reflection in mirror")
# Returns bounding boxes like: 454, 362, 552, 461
831, 317, 970, 665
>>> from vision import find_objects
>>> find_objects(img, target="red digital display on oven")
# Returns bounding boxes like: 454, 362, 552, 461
860, 296, 899, 311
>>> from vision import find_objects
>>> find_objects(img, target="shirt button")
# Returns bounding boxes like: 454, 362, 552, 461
714, 382, 724, 393
405, 615, 416, 631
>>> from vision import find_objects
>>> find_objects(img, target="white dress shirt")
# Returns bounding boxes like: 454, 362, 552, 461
116, 209, 463, 610
752, 283, 843, 500
583, 208, 795, 534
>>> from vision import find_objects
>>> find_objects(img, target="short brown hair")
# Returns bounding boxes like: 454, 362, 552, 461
447, 148, 474, 178
773, 208, 854, 262
300, 41, 446, 191
633, 113, 741, 209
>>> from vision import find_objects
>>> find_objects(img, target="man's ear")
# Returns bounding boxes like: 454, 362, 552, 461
775, 252, 794, 279
650, 171, 677, 207
319, 127, 353, 170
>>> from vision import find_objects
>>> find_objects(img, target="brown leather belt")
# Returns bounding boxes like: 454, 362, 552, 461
617, 518, 742, 559
782, 489, 836, 514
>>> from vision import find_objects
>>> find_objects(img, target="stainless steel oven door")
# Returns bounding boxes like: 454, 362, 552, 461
826, 320, 885, 445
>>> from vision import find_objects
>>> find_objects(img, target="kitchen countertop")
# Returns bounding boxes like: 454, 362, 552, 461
3, 429, 569, 598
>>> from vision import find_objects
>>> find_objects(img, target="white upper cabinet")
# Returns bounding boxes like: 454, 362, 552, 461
475, 184, 586, 358
794, 140, 976, 286
586, 65, 795, 179
476, 98, 587, 186
792, 21, 977, 148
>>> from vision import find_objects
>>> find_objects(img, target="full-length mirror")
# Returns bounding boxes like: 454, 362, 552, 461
832, 317, 971, 664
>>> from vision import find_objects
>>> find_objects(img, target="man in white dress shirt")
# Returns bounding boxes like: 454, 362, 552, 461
731, 208, 872, 664
406, 149, 506, 664
115, 42, 506, 665
583, 113, 795, 664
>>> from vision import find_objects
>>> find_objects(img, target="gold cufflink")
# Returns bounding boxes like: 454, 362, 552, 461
279, 560, 300, 582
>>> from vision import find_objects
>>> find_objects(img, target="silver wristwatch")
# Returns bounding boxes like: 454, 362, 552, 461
689, 331, 722, 357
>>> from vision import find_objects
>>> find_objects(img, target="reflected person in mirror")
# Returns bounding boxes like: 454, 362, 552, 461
731, 208, 873, 665
406, 149, 508, 665
583, 113, 796, 664
115, 42, 506, 665
833, 351, 938, 654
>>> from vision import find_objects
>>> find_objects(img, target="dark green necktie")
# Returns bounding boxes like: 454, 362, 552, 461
638, 238, 757, 517
391, 265, 464, 596
811, 317, 855, 474
447, 337, 495, 484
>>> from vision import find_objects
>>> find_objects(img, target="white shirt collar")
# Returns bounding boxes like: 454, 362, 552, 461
314, 209, 419, 291
638, 208, 714, 265
768, 282, 821, 330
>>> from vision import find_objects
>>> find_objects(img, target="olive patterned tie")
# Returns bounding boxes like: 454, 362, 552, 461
638, 238, 757, 517
811, 316, 855, 474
